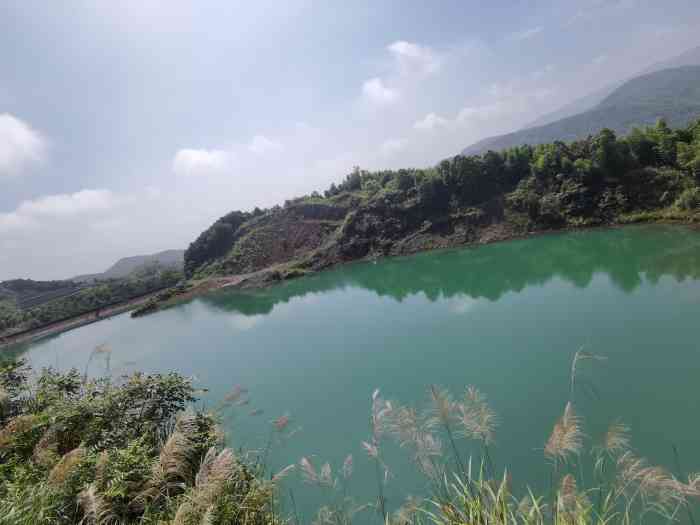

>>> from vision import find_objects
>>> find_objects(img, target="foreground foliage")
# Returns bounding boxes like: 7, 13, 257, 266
2, 349, 699, 524
299, 352, 700, 525
0, 359, 277, 524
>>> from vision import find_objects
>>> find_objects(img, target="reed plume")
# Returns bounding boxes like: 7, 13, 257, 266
393, 495, 422, 525
319, 462, 334, 487
32, 427, 59, 468
457, 386, 498, 445
273, 413, 290, 432
300, 456, 319, 484
143, 431, 190, 501
616, 451, 686, 513
262, 412, 294, 471
602, 421, 631, 456
371, 388, 393, 440
48, 447, 85, 486
139, 409, 204, 507
569, 348, 606, 402
0, 414, 37, 448
221, 384, 246, 407
683, 473, 700, 497
78, 484, 116, 525
172, 448, 237, 524
388, 405, 422, 447
386, 402, 444, 482
341, 454, 353, 480
366, 388, 392, 521
557, 473, 589, 518
195, 447, 235, 489
271, 464, 296, 483
427, 385, 469, 480
426, 386, 455, 430
361, 440, 379, 458
544, 402, 583, 463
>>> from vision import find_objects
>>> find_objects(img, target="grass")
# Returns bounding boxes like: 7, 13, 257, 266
1, 350, 699, 524
0, 359, 278, 525
293, 350, 699, 525
618, 207, 700, 224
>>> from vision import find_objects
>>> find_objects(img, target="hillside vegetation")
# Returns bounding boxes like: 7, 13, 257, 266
0, 265, 182, 337
183, 118, 700, 283
462, 66, 700, 156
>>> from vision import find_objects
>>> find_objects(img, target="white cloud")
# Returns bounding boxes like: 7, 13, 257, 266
413, 112, 449, 131
592, 54, 609, 65
172, 148, 230, 177
508, 26, 543, 41
227, 313, 264, 332
362, 77, 399, 105
448, 295, 479, 314
0, 113, 46, 178
248, 134, 284, 155
0, 212, 31, 233
380, 138, 405, 156
387, 40, 441, 75
0, 189, 117, 234
17, 189, 117, 217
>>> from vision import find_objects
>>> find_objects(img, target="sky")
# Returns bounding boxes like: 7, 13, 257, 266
1, 0, 700, 280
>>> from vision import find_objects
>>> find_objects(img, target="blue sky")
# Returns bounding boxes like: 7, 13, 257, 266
1, 0, 700, 279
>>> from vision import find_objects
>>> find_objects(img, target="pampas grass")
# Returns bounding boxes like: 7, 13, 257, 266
602, 421, 631, 457
48, 447, 86, 486
78, 484, 116, 525
545, 402, 584, 464
4, 352, 700, 525
457, 386, 497, 445
427, 386, 465, 477
0, 414, 36, 448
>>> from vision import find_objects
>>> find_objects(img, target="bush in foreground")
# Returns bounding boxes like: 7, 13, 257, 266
0, 359, 277, 525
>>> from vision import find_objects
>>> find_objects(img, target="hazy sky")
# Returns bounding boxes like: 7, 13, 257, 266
2, 0, 700, 280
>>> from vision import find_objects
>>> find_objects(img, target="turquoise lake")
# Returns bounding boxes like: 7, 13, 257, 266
9, 225, 700, 522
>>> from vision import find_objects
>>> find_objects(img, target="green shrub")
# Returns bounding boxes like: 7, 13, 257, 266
675, 187, 700, 211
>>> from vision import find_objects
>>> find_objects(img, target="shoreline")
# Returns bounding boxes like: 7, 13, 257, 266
2, 216, 697, 351
94, 218, 700, 317
0, 289, 166, 350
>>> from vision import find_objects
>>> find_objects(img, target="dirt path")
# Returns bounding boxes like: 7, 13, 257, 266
0, 291, 164, 350
0, 272, 263, 351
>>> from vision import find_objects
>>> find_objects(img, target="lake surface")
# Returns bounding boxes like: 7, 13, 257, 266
9, 225, 700, 522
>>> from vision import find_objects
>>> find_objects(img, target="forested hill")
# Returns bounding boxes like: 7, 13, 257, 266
71, 249, 184, 282
182, 118, 700, 287
0, 264, 182, 337
462, 66, 700, 156
526, 45, 700, 129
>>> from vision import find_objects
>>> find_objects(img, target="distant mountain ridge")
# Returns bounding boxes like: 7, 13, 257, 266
525, 45, 700, 129
462, 65, 700, 156
72, 249, 184, 282
1, 249, 185, 336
